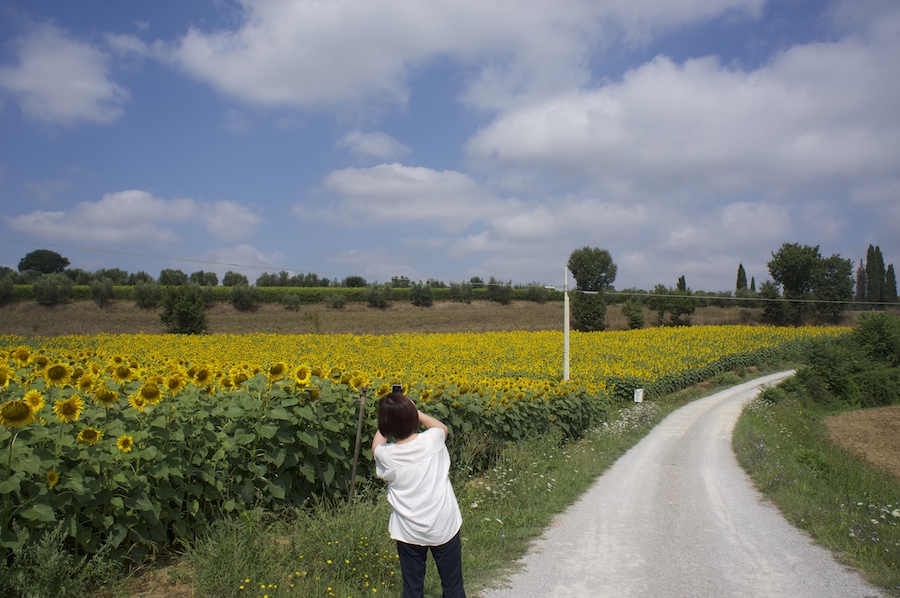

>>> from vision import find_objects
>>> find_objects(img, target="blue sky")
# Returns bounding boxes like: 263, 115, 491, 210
1, 0, 898, 292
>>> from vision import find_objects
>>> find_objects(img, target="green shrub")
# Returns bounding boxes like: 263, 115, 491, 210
448, 282, 473, 304
282, 293, 302, 311
324, 293, 346, 309
621, 299, 645, 329
229, 284, 260, 312
523, 284, 549, 304
32, 273, 73, 307
409, 282, 434, 307
571, 292, 607, 331
132, 281, 162, 309
90, 277, 115, 308
160, 284, 207, 334
486, 278, 512, 305
0, 274, 15, 306
366, 283, 392, 309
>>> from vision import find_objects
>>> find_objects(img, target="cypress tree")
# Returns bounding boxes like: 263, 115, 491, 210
866, 245, 885, 304
855, 257, 867, 302
886, 264, 898, 304
736, 264, 748, 291
749, 277, 756, 293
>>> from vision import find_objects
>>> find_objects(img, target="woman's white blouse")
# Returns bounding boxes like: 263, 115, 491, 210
374, 428, 463, 545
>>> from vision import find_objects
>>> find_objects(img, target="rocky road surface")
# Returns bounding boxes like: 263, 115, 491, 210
479, 372, 887, 598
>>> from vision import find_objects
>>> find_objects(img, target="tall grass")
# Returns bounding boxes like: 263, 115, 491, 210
733, 383, 900, 595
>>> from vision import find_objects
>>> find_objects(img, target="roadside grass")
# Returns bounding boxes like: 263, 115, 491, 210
161, 367, 777, 598
733, 383, 900, 596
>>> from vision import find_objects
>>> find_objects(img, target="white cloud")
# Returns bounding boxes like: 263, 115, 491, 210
335, 131, 410, 161
160, 0, 764, 111
465, 33, 900, 204
202, 243, 284, 280
0, 24, 128, 126
25, 178, 74, 205
317, 163, 513, 232
203, 200, 261, 241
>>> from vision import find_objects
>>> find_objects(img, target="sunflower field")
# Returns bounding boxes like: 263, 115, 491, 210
0, 325, 843, 563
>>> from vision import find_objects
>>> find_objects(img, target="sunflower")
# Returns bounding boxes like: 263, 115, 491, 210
137, 382, 162, 405
0, 366, 11, 388
348, 373, 367, 390
33, 354, 50, 368
0, 399, 35, 428
116, 434, 134, 453
266, 362, 287, 383
44, 362, 72, 387
76, 373, 96, 392
111, 364, 134, 385
10, 346, 32, 367
293, 365, 312, 387
192, 366, 214, 386
22, 390, 45, 413
46, 470, 60, 488
164, 373, 187, 395
375, 383, 391, 398
76, 427, 103, 446
93, 387, 119, 408
128, 393, 148, 412
52, 395, 85, 424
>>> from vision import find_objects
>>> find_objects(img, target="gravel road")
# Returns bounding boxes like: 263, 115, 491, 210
478, 372, 887, 598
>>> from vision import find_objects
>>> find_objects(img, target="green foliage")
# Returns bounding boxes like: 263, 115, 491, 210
570, 292, 607, 331
18, 249, 70, 274
132, 281, 162, 309
567, 247, 617, 292
160, 284, 208, 334
0, 275, 15, 307
32, 273, 74, 307
621, 299, 645, 329
854, 312, 900, 367
281, 293, 302, 311
190, 270, 219, 286
523, 283, 549, 304
342, 275, 367, 288
324, 293, 347, 309
736, 263, 748, 291
409, 282, 434, 307
448, 282, 473, 304
127, 270, 155, 285
866, 244, 886, 304
90, 277, 115, 308
365, 283, 392, 308
391, 275, 410, 288
223, 271, 249, 287
229, 284, 260, 312
94, 268, 129, 285
486, 277, 513, 305
646, 283, 697, 325
158, 269, 189, 286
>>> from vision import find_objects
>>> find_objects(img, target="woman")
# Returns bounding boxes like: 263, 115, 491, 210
372, 392, 466, 598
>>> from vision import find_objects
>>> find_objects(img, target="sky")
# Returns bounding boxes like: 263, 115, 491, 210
1, 0, 898, 292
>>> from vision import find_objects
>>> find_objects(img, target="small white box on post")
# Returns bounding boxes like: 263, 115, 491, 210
633, 388, 644, 403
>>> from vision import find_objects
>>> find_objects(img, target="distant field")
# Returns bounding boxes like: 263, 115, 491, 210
0, 299, 866, 337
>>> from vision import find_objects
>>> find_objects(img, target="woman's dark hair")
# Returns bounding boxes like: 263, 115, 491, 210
377, 393, 419, 440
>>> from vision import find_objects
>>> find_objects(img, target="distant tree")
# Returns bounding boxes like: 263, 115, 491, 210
229, 284, 260, 312
18, 249, 69, 274
94, 268, 129, 285
866, 245, 886, 305
160, 284, 207, 334
448, 282, 473, 304
855, 258, 867, 303
647, 282, 697, 325
290, 272, 328, 287
158, 269, 188, 286
523, 283, 549, 304
342, 275, 367, 288
886, 264, 898, 304
127, 271, 155, 285
621, 299, 645, 329
409, 282, 434, 307
758, 280, 787, 325
567, 246, 617, 331
768, 242, 823, 324
32, 273, 73, 307
190, 270, 219, 286
224, 271, 249, 287
736, 264, 748, 292
90, 277, 115, 308
366, 283, 392, 308
677, 275, 687, 292
425, 278, 447, 289
749, 277, 756, 293
65, 268, 94, 285
391, 275, 411, 288
486, 277, 513, 305
469, 276, 484, 286
133, 281, 162, 309
0, 266, 14, 279
812, 255, 853, 321
0, 275, 15, 306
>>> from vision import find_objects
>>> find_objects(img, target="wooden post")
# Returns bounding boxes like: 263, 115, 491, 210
349, 386, 368, 500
